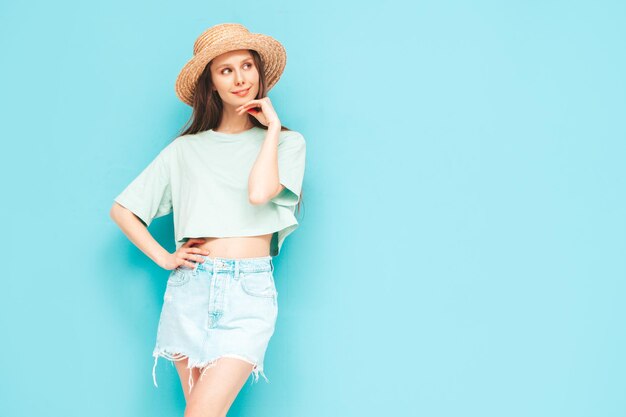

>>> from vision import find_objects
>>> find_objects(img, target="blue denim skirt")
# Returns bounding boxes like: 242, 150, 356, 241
151, 255, 278, 393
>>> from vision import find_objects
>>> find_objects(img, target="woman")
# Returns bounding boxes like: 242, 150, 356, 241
109, 23, 306, 416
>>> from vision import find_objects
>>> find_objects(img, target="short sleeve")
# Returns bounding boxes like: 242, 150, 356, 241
114, 146, 173, 227
271, 131, 306, 207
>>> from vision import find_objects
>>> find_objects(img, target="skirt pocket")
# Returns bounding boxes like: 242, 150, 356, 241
240, 270, 277, 298
167, 267, 191, 287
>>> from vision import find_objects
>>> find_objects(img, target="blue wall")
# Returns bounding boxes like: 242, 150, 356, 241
0, 1, 624, 416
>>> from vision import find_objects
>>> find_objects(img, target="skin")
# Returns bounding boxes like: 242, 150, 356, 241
110, 49, 288, 416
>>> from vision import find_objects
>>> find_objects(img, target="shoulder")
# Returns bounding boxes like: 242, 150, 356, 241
163, 132, 199, 154
278, 129, 306, 147
151, 134, 192, 167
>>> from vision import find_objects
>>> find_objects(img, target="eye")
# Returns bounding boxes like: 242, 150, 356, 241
221, 62, 254, 75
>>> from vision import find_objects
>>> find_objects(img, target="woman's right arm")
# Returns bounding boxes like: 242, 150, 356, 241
109, 202, 174, 269
110, 202, 209, 270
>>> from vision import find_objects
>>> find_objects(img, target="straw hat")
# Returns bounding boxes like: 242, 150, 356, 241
175, 23, 287, 106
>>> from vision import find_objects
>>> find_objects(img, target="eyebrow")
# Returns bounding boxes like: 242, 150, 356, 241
215, 57, 253, 70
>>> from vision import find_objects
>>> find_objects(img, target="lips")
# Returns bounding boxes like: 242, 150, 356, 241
232, 87, 251, 96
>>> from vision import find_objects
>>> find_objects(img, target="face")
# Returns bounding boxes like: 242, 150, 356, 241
210, 49, 260, 108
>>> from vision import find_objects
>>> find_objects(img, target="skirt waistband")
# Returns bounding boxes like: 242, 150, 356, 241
185, 255, 273, 274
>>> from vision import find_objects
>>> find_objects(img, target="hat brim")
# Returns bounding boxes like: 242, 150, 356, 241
175, 34, 286, 106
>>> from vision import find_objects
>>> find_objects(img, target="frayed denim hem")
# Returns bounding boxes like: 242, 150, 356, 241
151, 347, 270, 394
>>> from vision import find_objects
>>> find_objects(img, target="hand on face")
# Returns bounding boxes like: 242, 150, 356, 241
236, 97, 281, 128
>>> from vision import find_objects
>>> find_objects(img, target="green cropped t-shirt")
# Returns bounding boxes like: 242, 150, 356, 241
114, 126, 306, 256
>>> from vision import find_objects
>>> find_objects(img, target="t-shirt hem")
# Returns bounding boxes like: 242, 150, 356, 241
175, 219, 299, 247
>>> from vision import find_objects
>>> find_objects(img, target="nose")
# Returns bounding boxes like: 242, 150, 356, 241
234, 69, 245, 85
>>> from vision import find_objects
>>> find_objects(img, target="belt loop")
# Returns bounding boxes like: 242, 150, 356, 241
235, 260, 240, 280
269, 257, 274, 273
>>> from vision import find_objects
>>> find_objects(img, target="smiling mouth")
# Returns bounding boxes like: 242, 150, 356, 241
232, 87, 251, 95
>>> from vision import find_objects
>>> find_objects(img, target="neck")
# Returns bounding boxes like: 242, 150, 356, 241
215, 105, 254, 133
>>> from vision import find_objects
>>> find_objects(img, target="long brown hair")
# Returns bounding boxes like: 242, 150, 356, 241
174, 49, 303, 215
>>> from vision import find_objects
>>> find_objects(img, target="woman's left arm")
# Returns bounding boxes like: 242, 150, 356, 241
237, 97, 284, 205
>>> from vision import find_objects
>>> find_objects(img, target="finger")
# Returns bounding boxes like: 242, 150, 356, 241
183, 248, 204, 257
179, 253, 200, 265
186, 253, 204, 263
191, 247, 210, 254
239, 107, 262, 117
183, 238, 206, 247
238, 105, 261, 114
236, 103, 257, 112
236, 100, 261, 110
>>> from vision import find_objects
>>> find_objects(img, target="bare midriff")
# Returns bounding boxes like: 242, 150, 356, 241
191, 233, 273, 259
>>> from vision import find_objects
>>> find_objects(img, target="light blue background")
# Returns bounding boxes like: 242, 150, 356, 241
1, 1, 624, 416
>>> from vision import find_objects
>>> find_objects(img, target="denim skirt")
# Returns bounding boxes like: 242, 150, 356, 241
151, 255, 278, 393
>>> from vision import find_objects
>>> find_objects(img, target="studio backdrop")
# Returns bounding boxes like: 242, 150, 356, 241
0, 1, 624, 417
